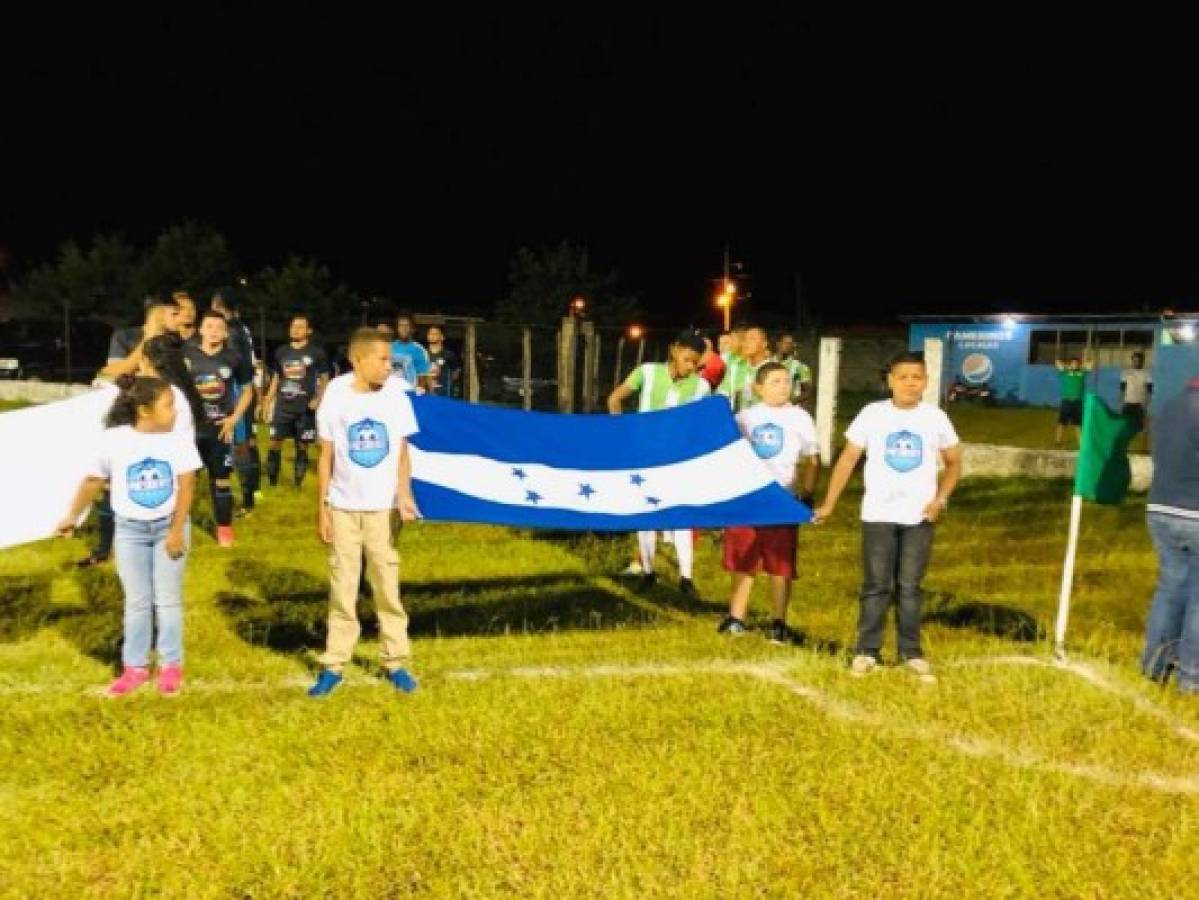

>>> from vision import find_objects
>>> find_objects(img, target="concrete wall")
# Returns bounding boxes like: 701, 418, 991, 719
799, 334, 907, 394
0, 380, 93, 403
961, 442, 1152, 492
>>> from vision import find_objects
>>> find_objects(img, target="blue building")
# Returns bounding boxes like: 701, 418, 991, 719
906, 314, 1199, 413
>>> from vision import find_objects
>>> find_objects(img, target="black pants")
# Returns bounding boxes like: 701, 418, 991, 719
1122, 402, 1146, 433
857, 521, 934, 660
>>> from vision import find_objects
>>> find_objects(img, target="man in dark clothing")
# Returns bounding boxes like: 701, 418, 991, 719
1142, 376, 1199, 695
211, 289, 262, 511
263, 314, 330, 487
425, 325, 460, 397
184, 310, 255, 548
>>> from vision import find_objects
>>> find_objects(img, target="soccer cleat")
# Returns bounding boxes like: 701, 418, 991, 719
619, 561, 644, 577
767, 620, 792, 646
386, 668, 419, 694
157, 664, 183, 696
105, 666, 150, 698
216, 525, 235, 548
850, 655, 879, 677
717, 616, 748, 636
679, 578, 698, 598
904, 657, 937, 684
307, 669, 343, 698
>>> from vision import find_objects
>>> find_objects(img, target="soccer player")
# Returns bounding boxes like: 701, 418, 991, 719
718, 362, 820, 642
813, 351, 962, 683
1054, 355, 1092, 446
1120, 351, 1152, 434
390, 312, 431, 390
211, 289, 262, 511
173, 291, 198, 344
425, 325, 460, 397
183, 310, 255, 547
308, 328, 420, 698
263, 313, 330, 488
773, 331, 814, 406
607, 331, 710, 596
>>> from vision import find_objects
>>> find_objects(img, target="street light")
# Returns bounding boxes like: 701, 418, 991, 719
628, 324, 644, 341
715, 284, 736, 331
570, 296, 587, 317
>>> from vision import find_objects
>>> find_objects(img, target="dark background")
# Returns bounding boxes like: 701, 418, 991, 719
3, 8, 1197, 327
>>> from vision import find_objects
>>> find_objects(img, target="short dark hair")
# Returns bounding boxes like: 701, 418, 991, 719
887, 350, 926, 372
754, 361, 789, 385
290, 313, 311, 327
671, 331, 705, 354
350, 326, 389, 356
395, 311, 414, 325
143, 294, 178, 313
200, 309, 228, 325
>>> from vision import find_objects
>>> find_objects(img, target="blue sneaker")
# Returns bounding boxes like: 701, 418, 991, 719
386, 668, 418, 694
307, 669, 343, 698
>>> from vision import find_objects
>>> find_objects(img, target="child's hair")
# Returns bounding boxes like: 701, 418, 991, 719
671, 331, 706, 355
105, 376, 170, 428
290, 312, 312, 328
143, 333, 205, 424
887, 350, 926, 372
754, 361, 789, 385
200, 308, 228, 325
349, 326, 388, 357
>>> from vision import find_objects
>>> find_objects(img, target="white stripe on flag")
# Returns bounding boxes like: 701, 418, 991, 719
410, 439, 775, 515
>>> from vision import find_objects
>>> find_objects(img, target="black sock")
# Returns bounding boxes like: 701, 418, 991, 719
241, 444, 261, 505
213, 484, 234, 527
294, 445, 309, 487
266, 448, 281, 486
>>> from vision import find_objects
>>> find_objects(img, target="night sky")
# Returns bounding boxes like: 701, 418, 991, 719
4, 9, 1197, 327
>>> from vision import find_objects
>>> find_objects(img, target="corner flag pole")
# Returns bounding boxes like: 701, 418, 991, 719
1052, 491, 1083, 660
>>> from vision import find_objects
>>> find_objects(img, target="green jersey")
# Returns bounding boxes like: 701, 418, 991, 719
624, 363, 711, 412
720, 354, 771, 413
1058, 369, 1087, 401
775, 355, 813, 401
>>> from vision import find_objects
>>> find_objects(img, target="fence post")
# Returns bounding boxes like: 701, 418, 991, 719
922, 337, 944, 406
580, 321, 597, 412
635, 337, 646, 368
557, 316, 578, 413
592, 331, 602, 411
613, 337, 625, 392
521, 327, 533, 411
815, 336, 842, 466
465, 322, 480, 403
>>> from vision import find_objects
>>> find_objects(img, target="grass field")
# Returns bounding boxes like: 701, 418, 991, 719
1, 433, 1196, 898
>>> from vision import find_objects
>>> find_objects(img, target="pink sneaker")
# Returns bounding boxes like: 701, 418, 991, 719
157, 664, 183, 696
105, 666, 150, 698
216, 525, 235, 548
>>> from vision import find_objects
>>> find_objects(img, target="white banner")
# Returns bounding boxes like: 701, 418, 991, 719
0, 386, 117, 551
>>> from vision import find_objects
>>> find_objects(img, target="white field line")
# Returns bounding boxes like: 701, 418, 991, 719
2, 655, 1197, 793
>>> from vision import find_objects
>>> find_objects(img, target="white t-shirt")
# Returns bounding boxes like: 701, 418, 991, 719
737, 403, 819, 491
845, 401, 960, 525
170, 386, 195, 441
317, 377, 420, 511
1121, 368, 1152, 405
89, 425, 203, 521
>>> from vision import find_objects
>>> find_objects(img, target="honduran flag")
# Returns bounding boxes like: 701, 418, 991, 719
409, 395, 812, 531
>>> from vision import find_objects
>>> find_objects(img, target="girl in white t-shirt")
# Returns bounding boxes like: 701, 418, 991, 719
57, 376, 202, 698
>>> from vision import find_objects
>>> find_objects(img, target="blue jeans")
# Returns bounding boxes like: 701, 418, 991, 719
1142, 512, 1199, 693
113, 515, 189, 668
857, 522, 934, 660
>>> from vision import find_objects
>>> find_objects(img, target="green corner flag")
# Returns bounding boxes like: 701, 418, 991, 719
1074, 393, 1137, 505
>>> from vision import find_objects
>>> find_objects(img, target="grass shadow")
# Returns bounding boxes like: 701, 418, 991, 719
217, 561, 666, 658
924, 591, 1041, 642
52, 567, 126, 670
0, 574, 55, 643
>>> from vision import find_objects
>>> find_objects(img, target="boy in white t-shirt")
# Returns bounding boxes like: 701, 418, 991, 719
308, 328, 421, 698
719, 363, 820, 644
813, 351, 962, 682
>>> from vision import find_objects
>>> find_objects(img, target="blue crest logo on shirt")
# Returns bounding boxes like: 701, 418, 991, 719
348, 418, 390, 468
126, 458, 174, 509
884, 430, 923, 474
749, 422, 785, 460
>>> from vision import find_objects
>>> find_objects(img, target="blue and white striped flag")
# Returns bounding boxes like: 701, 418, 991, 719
409, 395, 812, 530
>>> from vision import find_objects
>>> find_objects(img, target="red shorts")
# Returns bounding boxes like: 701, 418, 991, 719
722, 525, 798, 578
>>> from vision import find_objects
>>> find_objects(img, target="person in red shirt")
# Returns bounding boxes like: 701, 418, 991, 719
698, 333, 726, 391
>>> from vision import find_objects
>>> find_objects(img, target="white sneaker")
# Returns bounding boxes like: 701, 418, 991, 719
850, 655, 878, 677
905, 657, 937, 684
619, 561, 644, 577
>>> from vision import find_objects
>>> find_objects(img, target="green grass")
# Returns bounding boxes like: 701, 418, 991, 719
0, 445, 1194, 896
0, 399, 31, 414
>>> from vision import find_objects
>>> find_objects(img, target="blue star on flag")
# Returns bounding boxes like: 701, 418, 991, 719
578, 483, 596, 500
646, 496, 662, 507
512, 467, 528, 480
526, 490, 542, 504
630, 473, 646, 487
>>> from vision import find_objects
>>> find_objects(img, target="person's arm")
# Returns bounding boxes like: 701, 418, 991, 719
311, 373, 330, 411
220, 382, 255, 443
262, 373, 280, 422
316, 438, 334, 543
923, 445, 963, 523
812, 442, 864, 523
607, 384, 634, 415
164, 471, 196, 559
796, 453, 820, 506
55, 477, 107, 535
395, 439, 419, 520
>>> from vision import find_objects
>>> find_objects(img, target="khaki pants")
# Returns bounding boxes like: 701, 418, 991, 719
320, 508, 411, 670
